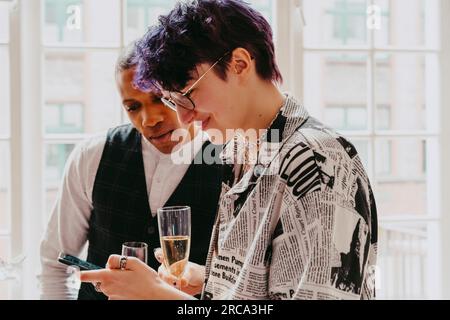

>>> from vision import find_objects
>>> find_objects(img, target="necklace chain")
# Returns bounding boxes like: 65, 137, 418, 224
233, 107, 282, 180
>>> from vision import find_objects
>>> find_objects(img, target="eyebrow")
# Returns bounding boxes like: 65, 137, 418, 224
182, 70, 201, 89
186, 70, 202, 87
181, 77, 199, 94
122, 99, 136, 104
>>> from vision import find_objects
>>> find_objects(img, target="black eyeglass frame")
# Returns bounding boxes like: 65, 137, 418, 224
160, 51, 231, 112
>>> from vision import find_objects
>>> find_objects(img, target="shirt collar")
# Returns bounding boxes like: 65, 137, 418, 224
220, 93, 309, 166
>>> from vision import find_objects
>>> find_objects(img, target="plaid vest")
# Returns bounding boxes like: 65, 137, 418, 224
78, 124, 222, 299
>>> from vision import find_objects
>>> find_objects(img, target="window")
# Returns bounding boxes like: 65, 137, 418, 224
43, 0, 121, 45
305, 52, 369, 132
324, 105, 368, 131
302, 0, 441, 299
42, 0, 122, 224
328, 0, 369, 44
126, 0, 176, 42
247, 0, 274, 25
303, 0, 369, 47
45, 104, 84, 134
376, 104, 391, 130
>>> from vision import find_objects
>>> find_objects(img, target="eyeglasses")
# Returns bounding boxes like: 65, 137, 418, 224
161, 52, 229, 112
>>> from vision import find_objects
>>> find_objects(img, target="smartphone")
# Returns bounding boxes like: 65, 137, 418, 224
58, 252, 102, 271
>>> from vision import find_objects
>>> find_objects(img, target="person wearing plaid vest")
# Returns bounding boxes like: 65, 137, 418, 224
40, 45, 223, 300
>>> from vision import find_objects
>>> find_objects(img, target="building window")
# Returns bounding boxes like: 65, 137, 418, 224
45, 103, 84, 134
327, 0, 368, 44
324, 105, 368, 131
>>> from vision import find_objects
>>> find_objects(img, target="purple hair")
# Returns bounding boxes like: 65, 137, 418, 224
133, 0, 282, 92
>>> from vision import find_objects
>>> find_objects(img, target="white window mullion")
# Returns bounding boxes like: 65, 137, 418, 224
274, 0, 294, 95
289, 0, 304, 99
42, 138, 86, 145
20, 0, 44, 300
302, 47, 439, 54
368, 0, 376, 183
422, 0, 445, 300
439, 0, 450, 300
303, 46, 371, 52
119, 0, 127, 125
43, 133, 92, 141
9, 0, 21, 261
44, 45, 121, 52
120, 0, 125, 47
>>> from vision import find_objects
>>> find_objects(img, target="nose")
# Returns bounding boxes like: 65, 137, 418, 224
176, 107, 196, 125
141, 106, 164, 128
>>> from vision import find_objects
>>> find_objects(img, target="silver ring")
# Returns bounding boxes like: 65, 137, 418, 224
94, 282, 102, 292
119, 256, 128, 270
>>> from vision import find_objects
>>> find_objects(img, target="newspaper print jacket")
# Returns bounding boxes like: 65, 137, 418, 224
202, 94, 378, 300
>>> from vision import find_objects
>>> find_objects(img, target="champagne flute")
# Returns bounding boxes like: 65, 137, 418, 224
121, 242, 148, 264
157, 206, 191, 290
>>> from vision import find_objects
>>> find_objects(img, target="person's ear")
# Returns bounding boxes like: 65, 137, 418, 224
230, 48, 253, 77
235, 59, 247, 74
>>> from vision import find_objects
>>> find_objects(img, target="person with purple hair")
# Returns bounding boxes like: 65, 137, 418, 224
81, 0, 378, 300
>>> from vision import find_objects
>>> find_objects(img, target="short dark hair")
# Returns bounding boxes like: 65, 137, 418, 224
116, 42, 137, 74
133, 0, 282, 92
115, 42, 163, 97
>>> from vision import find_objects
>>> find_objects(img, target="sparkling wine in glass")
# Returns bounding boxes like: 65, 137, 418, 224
157, 206, 191, 288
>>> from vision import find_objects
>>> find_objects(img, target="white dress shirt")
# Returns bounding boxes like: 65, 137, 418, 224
39, 129, 206, 299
